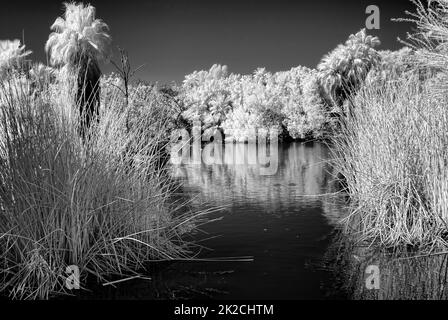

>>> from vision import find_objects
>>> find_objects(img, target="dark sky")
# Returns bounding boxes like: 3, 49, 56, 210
0, 0, 415, 84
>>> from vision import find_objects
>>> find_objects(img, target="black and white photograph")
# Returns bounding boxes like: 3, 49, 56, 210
1, 0, 448, 311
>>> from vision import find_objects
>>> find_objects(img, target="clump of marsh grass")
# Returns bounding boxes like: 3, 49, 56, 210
332, 75, 448, 248
0, 69, 201, 299
330, 0, 448, 249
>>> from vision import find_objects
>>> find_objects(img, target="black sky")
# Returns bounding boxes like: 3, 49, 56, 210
0, 0, 415, 83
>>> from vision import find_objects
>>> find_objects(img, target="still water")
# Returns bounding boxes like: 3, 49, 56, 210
84, 142, 448, 299
164, 141, 347, 299
82, 141, 347, 299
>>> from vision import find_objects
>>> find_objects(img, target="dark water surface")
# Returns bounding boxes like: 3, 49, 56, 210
79, 141, 448, 300
164, 141, 347, 299
81, 141, 348, 299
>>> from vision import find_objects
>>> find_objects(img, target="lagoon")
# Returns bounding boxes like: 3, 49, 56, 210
166, 141, 347, 299
81, 142, 448, 300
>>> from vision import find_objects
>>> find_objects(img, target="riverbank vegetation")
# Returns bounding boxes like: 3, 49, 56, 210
332, 0, 448, 249
0, 3, 202, 299
168, 0, 448, 249
2, 0, 448, 299
176, 28, 387, 142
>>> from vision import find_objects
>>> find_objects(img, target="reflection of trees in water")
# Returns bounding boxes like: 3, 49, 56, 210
171, 142, 346, 224
326, 234, 448, 299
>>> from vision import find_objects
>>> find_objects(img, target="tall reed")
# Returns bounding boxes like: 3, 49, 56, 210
0, 70, 197, 299
332, 76, 448, 248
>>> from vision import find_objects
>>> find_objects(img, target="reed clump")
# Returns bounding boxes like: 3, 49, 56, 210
331, 0, 448, 249
332, 75, 448, 248
0, 70, 198, 299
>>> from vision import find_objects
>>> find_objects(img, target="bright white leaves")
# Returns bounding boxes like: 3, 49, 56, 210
45, 2, 112, 67
0, 39, 32, 76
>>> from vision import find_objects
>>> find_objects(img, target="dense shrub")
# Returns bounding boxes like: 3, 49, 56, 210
181, 64, 236, 130
179, 29, 383, 142
283, 70, 329, 139
180, 64, 332, 141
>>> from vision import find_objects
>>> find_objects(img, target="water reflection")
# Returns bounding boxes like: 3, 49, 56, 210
82, 142, 349, 299
327, 236, 448, 300
167, 142, 348, 299
172, 142, 343, 224
162, 141, 448, 300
